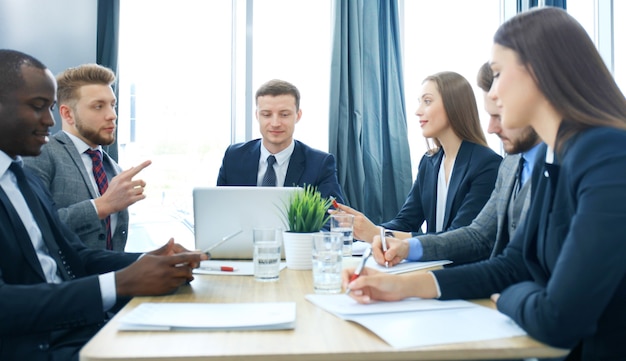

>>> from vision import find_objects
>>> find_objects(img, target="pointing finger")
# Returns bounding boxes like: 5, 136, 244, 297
124, 160, 152, 178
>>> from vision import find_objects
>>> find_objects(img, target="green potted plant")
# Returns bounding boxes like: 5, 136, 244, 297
283, 184, 332, 233
281, 185, 332, 270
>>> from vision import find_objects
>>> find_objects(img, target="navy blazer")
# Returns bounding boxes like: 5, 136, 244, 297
434, 128, 626, 361
381, 141, 501, 234
0, 165, 139, 360
217, 139, 345, 203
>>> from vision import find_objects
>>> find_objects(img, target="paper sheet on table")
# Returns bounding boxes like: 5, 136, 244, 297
193, 260, 287, 276
351, 241, 369, 256
365, 258, 452, 274
305, 294, 526, 349
306, 294, 473, 316
118, 302, 296, 331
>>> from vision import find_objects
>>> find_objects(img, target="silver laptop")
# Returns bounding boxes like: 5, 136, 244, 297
193, 186, 301, 259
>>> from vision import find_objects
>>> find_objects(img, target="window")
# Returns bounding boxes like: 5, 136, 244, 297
402, 0, 504, 178
118, 0, 330, 251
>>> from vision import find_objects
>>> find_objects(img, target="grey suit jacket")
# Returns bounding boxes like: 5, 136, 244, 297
23, 131, 129, 251
417, 153, 530, 265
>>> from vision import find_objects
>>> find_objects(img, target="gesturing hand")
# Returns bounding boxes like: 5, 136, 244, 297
330, 202, 379, 243
94, 160, 152, 218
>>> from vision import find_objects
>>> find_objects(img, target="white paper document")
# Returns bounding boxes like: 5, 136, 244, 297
365, 258, 452, 274
306, 294, 526, 349
118, 302, 296, 331
193, 260, 287, 276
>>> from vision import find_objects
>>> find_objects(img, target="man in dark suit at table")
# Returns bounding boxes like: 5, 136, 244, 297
24, 64, 151, 251
373, 62, 544, 266
217, 79, 345, 203
0, 49, 205, 361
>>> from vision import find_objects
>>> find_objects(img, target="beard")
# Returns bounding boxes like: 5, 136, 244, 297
75, 118, 115, 146
506, 127, 540, 154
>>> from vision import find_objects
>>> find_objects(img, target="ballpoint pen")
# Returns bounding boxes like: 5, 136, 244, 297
200, 266, 239, 272
345, 246, 372, 295
380, 226, 388, 268
330, 196, 340, 210
203, 229, 243, 258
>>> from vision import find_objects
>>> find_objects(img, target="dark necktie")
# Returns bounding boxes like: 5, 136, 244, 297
514, 156, 525, 198
9, 162, 72, 280
262, 155, 277, 186
85, 149, 112, 250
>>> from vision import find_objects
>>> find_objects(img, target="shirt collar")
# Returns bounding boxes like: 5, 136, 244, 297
522, 142, 543, 169
260, 140, 295, 166
63, 130, 103, 154
0, 151, 21, 177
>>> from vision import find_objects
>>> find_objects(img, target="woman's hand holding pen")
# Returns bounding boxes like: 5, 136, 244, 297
371, 235, 409, 267
342, 267, 440, 304
330, 202, 380, 243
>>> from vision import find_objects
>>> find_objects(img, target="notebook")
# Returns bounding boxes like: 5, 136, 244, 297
193, 186, 301, 259
118, 302, 296, 331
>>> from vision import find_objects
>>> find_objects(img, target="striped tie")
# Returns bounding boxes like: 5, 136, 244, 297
85, 149, 112, 250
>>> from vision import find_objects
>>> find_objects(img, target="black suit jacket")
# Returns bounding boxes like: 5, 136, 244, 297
0, 165, 139, 360
217, 139, 345, 203
434, 127, 626, 361
381, 141, 501, 233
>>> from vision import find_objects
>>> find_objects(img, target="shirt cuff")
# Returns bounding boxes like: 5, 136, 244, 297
427, 271, 442, 298
407, 237, 424, 261
99, 272, 117, 312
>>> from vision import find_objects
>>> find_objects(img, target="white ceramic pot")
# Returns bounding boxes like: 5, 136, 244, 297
282, 231, 319, 270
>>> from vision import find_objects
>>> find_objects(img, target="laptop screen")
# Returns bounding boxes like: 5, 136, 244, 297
193, 186, 301, 259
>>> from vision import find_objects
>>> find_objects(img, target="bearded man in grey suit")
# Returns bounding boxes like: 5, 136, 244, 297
372, 62, 543, 266
25, 64, 151, 251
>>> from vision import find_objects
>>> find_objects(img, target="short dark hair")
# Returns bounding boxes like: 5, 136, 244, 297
0, 49, 47, 101
494, 7, 626, 153
255, 79, 301, 110
476, 62, 493, 93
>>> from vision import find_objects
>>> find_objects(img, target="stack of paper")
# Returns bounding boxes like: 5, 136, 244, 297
365, 258, 452, 274
306, 294, 526, 348
118, 302, 296, 331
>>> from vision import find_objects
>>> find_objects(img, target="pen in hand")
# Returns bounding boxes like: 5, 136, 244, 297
380, 227, 388, 268
345, 246, 372, 295
330, 196, 340, 210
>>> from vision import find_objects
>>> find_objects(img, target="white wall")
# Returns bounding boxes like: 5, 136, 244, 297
0, 0, 97, 132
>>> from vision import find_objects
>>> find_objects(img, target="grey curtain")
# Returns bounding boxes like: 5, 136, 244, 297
329, 0, 412, 224
97, 0, 120, 161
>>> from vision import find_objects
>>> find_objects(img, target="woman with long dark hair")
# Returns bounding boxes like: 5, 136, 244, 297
343, 8, 626, 360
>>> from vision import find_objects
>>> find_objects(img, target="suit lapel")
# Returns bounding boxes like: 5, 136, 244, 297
442, 141, 470, 228
0, 186, 47, 280
55, 132, 99, 199
242, 142, 262, 185
498, 155, 521, 236
27, 172, 86, 278
285, 141, 305, 187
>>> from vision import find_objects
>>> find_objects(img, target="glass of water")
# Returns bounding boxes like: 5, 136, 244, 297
330, 213, 355, 257
253, 228, 281, 282
312, 232, 343, 293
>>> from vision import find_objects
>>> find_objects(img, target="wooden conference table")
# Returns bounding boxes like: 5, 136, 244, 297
80, 263, 568, 361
